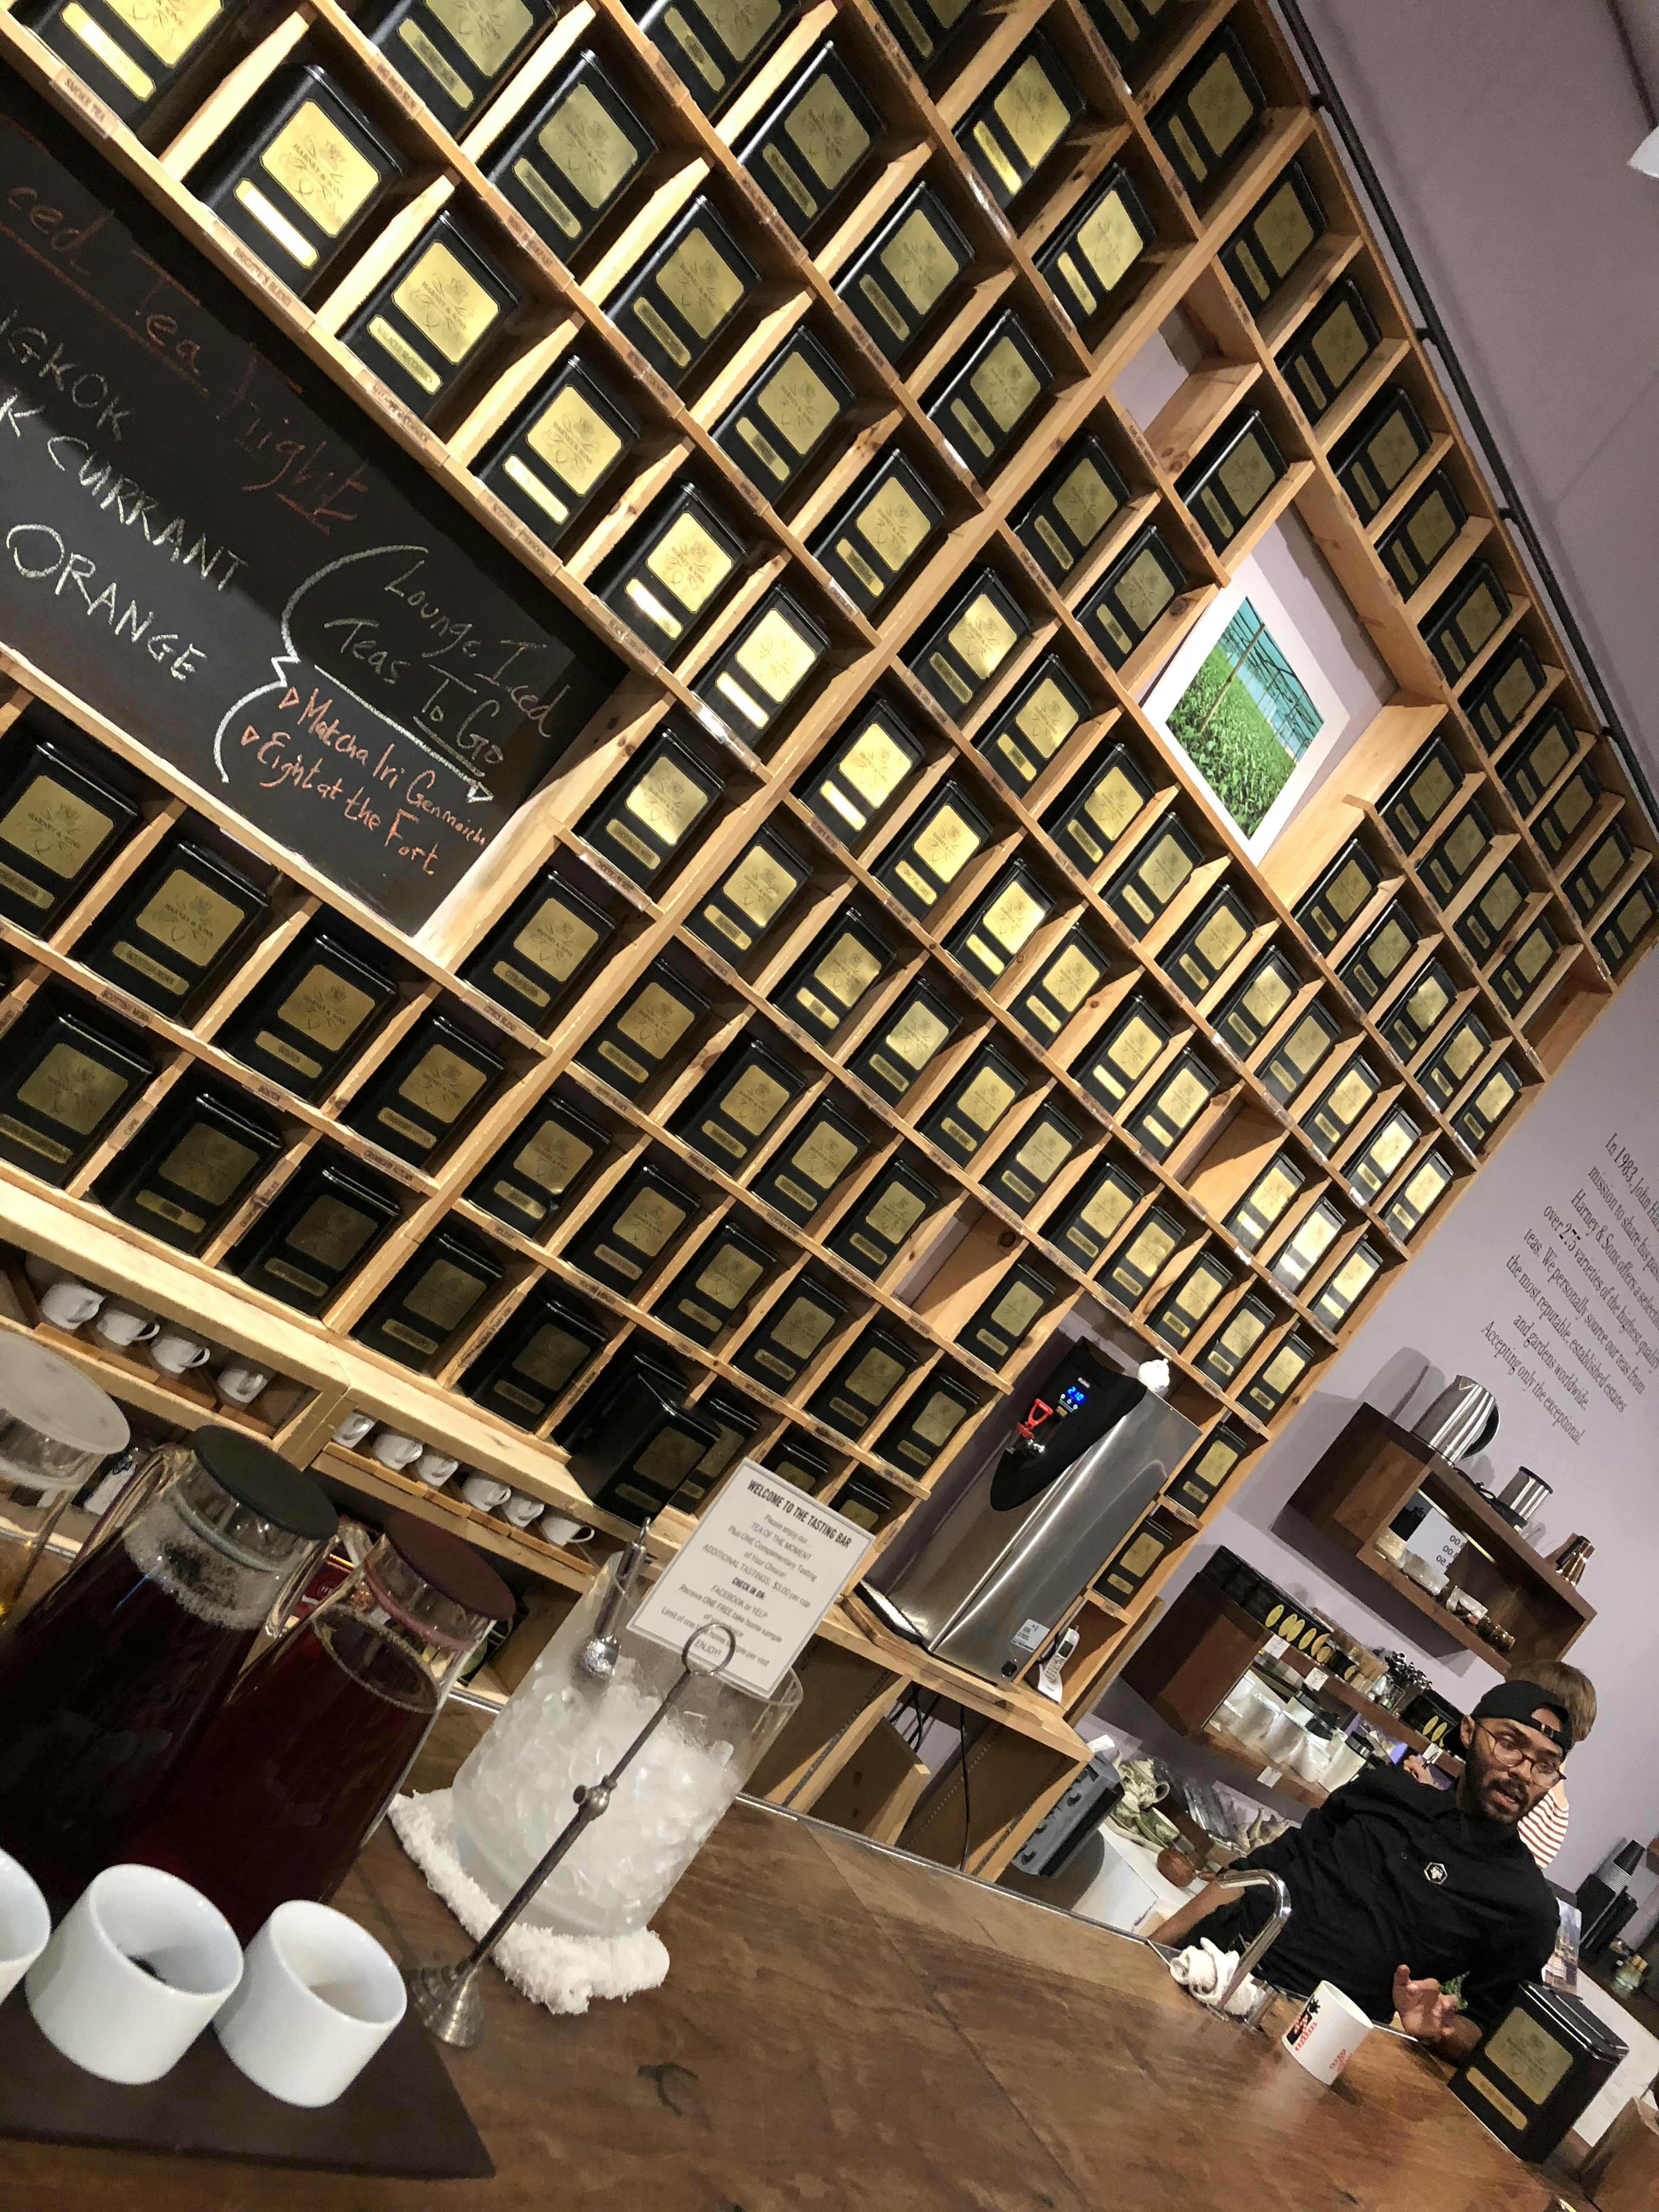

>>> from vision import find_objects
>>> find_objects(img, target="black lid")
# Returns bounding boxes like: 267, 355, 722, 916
386, 1509, 515, 1620
193, 1425, 337, 1541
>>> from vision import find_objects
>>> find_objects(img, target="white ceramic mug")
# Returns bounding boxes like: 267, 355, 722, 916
538, 1510, 595, 1548
331, 1411, 376, 1449
151, 1327, 212, 1376
215, 1361, 271, 1406
1281, 1978, 1373, 2085
459, 1473, 510, 1511
213, 1901, 406, 2109
39, 1279, 105, 1331
370, 1430, 423, 1471
25, 1864, 243, 2085
414, 1449, 458, 1487
0, 1849, 50, 2007
497, 1491, 544, 1528
94, 1300, 160, 1350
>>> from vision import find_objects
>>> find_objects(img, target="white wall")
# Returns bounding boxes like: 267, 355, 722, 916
1096, 948, 1659, 1888
1286, 0, 1659, 790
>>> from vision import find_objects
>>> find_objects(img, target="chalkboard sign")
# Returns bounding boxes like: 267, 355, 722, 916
0, 85, 624, 933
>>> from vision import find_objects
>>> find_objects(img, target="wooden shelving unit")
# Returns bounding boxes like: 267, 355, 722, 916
1290, 1401, 1595, 1666
0, 0, 1648, 1873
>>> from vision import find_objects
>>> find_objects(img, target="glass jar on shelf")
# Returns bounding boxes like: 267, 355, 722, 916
0, 1336, 128, 1620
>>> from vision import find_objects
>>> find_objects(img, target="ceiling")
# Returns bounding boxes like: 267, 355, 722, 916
1286, 0, 1659, 815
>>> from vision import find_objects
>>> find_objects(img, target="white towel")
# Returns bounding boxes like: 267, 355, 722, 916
389, 1788, 669, 2016
1170, 1936, 1261, 2018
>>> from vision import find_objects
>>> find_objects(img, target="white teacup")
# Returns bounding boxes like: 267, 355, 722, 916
331, 1411, 376, 1449
369, 1430, 423, 1471
26, 1864, 243, 2085
1281, 1978, 1373, 2085
213, 1901, 406, 2109
538, 1510, 596, 1548
459, 1473, 510, 1511
0, 1849, 49, 2008
152, 1327, 211, 1376
497, 1491, 543, 1527
39, 1278, 105, 1331
94, 1300, 159, 1350
414, 1449, 458, 1487
215, 1361, 270, 1406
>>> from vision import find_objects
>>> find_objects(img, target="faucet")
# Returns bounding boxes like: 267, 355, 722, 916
1212, 1868, 1292, 2016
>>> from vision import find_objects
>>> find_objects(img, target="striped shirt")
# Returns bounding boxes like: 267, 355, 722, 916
1520, 1780, 1570, 1870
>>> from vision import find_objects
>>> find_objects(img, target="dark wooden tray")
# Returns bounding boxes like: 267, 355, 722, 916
0, 1983, 493, 2178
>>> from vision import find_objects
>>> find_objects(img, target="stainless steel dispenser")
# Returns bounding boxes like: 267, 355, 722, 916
860, 1342, 1200, 1681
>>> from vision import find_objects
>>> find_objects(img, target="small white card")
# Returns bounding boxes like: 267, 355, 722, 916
628, 1461, 876, 1699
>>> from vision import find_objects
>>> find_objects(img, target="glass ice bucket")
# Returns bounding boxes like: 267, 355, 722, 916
452, 1553, 802, 1936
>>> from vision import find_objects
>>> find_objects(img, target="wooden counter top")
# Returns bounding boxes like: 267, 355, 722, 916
8, 1716, 1568, 2212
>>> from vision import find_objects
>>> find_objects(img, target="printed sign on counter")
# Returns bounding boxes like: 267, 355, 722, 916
630, 1461, 876, 1699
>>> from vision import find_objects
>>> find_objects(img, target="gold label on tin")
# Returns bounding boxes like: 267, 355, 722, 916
982, 879, 1046, 953
969, 336, 1042, 434
1406, 755, 1456, 826
785, 70, 870, 188
1007, 681, 1074, 763
1218, 433, 1275, 518
1241, 964, 1292, 1027
956, 1066, 1016, 1129
277, 965, 376, 1053
886, 999, 949, 1069
1138, 833, 1193, 906
1116, 549, 1176, 631
911, 1391, 967, 1448
949, 594, 1019, 680
696, 1243, 766, 1309
1014, 1120, 1071, 1182
1456, 584, 1502, 653
1532, 725, 1571, 788
1323, 857, 1371, 922
645, 513, 735, 611
658, 228, 746, 340
399, 1045, 488, 1125
757, 350, 840, 455
1124, 1220, 1176, 1278
1443, 1024, 1486, 1080
1551, 775, 1594, 839
288, 1195, 375, 1270
1110, 1014, 1164, 1081
855, 475, 932, 574
1081, 768, 1142, 847
1052, 460, 1119, 547
1175, 1265, 1225, 1319
1513, 929, 1551, 983
855, 1182, 923, 1253
717, 845, 793, 928
770, 1296, 836, 1360
1444, 814, 1487, 876
879, 209, 960, 314
1367, 1117, 1416, 1177
734, 609, 818, 703
135, 868, 244, 967
1312, 302, 1368, 387
1077, 188, 1144, 292
721, 1065, 788, 1136
1282, 1014, 1331, 1074
1079, 1176, 1133, 1239
1321, 1068, 1373, 1125
1189, 51, 1253, 156
1247, 1164, 1299, 1224
540, 82, 641, 208
0, 774, 111, 879
392, 242, 501, 364
1367, 410, 1421, 493
105, 0, 219, 64
1289, 1208, 1339, 1265
1491, 655, 1538, 723
1404, 972, 1450, 1032
159, 1122, 257, 1204
617, 983, 695, 1058
511, 1323, 583, 1390
1479, 873, 1522, 936
839, 723, 911, 806
1406, 492, 1457, 570
913, 804, 982, 884
991, 1280, 1045, 1335
1042, 943, 1100, 1013
614, 1187, 688, 1254
1258, 1344, 1308, 1394
514, 1118, 594, 1193
1474, 1070, 1516, 1121
1255, 177, 1315, 276
1219, 1307, 1265, 1359
405, 1257, 486, 1332
1368, 918, 1411, 976
993, 54, 1069, 169
513, 897, 599, 983
1195, 905, 1247, 969
1401, 1160, 1448, 1212
699, 0, 779, 60
1157, 1067, 1210, 1129
527, 386, 624, 496
843, 1348, 904, 1405
816, 934, 883, 1007
1324, 1252, 1376, 1308
427, 0, 531, 74
632, 1429, 706, 1487
1589, 837, 1626, 892
626, 755, 709, 847
791, 1120, 859, 1189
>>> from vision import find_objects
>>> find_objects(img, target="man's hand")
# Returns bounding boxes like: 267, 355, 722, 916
1393, 1966, 1481, 2060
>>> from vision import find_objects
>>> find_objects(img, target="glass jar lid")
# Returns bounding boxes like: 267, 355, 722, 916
0, 1336, 129, 1495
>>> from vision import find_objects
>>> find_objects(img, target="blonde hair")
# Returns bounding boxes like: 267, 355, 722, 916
1514, 1659, 1596, 1742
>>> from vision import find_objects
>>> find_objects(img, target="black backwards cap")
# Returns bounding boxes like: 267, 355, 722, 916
1470, 1679, 1573, 1755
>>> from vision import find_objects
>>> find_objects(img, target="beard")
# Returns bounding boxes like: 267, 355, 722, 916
1459, 1743, 1548, 1830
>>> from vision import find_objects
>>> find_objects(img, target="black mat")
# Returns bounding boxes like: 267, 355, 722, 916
0, 1984, 493, 2177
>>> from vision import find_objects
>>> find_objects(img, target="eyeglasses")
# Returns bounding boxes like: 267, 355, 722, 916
1477, 1722, 1563, 1783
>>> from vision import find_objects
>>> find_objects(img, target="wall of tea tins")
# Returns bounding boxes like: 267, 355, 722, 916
0, 0, 1651, 1872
